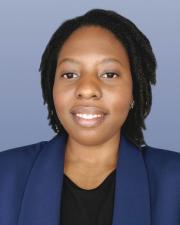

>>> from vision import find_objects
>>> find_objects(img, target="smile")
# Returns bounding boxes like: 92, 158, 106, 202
72, 113, 106, 127
75, 113, 103, 119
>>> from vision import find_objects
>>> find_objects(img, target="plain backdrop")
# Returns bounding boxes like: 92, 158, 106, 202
0, 0, 179, 152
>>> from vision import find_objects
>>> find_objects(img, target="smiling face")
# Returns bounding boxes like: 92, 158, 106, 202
53, 25, 133, 147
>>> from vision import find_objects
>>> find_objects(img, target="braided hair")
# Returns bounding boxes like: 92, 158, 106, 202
39, 9, 157, 149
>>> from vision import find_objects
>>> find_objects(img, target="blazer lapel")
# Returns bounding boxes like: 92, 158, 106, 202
18, 133, 68, 225
18, 131, 151, 225
112, 132, 151, 225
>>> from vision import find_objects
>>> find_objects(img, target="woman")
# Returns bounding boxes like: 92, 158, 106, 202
0, 8, 180, 225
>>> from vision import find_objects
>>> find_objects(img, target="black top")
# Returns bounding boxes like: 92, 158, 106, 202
60, 169, 116, 225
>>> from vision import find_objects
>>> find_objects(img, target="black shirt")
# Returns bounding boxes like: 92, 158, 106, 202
60, 169, 116, 225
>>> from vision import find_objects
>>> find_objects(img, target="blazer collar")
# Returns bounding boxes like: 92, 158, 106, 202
18, 132, 151, 225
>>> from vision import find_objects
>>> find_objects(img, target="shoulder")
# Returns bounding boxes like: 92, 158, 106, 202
142, 144, 180, 168
0, 140, 49, 205
0, 141, 48, 177
141, 145, 180, 214
141, 145, 180, 185
0, 140, 50, 222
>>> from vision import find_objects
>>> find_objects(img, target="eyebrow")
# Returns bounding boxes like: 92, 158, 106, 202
57, 57, 124, 67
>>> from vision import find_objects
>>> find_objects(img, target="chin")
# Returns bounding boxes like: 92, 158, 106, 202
66, 126, 121, 147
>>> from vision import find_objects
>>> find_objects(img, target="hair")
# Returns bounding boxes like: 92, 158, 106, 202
39, 8, 157, 149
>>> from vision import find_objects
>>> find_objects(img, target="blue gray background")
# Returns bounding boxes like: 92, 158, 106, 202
0, 0, 179, 152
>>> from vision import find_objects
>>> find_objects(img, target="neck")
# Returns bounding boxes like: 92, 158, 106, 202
64, 131, 121, 177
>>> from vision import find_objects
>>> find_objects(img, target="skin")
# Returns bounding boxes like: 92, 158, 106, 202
53, 25, 133, 189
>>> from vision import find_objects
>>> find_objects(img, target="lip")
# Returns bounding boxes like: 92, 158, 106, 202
71, 106, 108, 115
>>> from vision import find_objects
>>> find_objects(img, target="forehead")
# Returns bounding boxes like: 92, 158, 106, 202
57, 26, 129, 67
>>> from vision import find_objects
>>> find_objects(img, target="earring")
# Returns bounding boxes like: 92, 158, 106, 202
55, 124, 59, 133
130, 100, 135, 109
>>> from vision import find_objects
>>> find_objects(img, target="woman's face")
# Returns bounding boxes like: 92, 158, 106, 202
53, 26, 133, 146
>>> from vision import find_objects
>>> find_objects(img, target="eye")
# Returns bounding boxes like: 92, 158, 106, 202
60, 72, 78, 79
102, 72, 119, 79
60, 72, 120, 80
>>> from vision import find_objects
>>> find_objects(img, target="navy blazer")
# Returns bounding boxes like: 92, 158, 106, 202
0, 132, 180, 225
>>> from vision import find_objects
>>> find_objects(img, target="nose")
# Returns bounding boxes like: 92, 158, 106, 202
75, 75, 102, 100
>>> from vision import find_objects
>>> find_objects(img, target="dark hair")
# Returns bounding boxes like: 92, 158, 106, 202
39, 8, 157, 149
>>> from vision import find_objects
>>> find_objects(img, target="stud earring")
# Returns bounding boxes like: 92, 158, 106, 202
55, 124, 59, 133
130, 100, 135, 109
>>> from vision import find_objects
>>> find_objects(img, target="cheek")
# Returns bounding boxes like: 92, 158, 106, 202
107, 87, 132, 124
53, 86, 67, 114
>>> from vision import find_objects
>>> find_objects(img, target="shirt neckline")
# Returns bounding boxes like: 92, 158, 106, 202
63, 169, 116, 192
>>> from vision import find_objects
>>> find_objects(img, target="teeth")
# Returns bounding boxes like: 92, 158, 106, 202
75, 113, 103, 119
